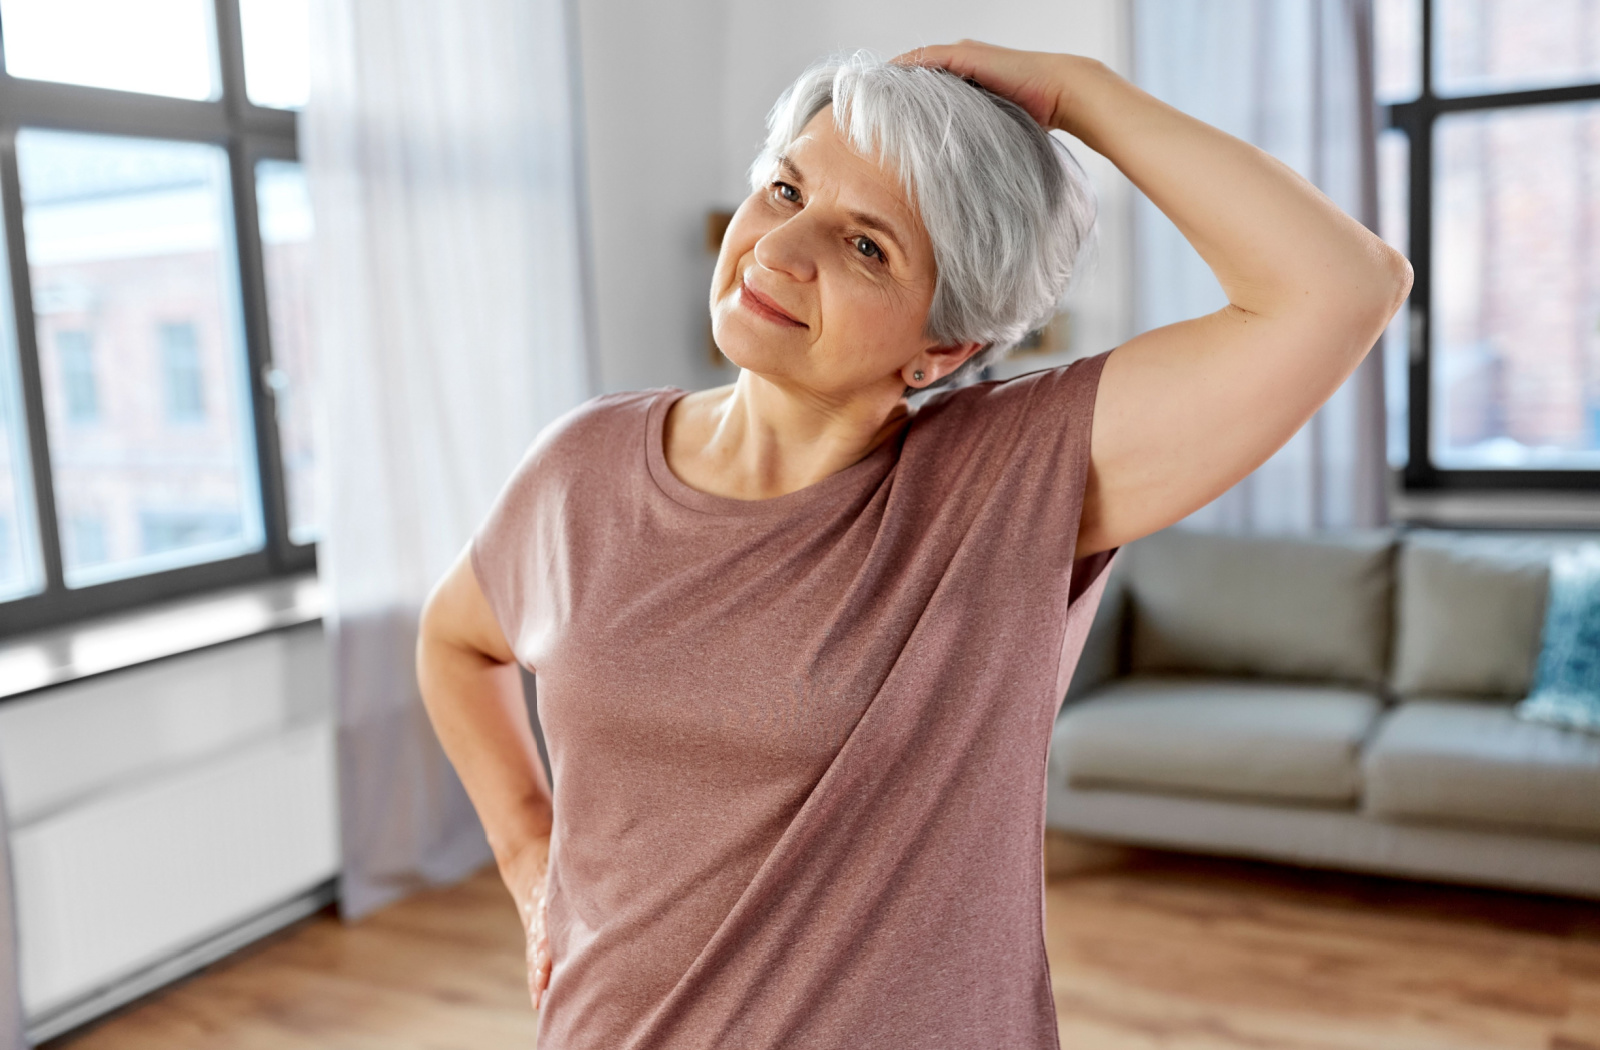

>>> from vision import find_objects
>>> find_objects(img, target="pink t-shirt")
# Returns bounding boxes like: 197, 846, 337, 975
470, 350, 1117, 1049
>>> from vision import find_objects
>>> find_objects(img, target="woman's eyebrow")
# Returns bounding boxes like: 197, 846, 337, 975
847, 209, 906, 256
777, 152, 905, 257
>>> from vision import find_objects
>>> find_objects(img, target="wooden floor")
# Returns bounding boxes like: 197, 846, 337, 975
48, 833, 1600, 1050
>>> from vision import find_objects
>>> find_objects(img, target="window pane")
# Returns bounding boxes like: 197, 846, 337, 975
1376, 0, 1421, 104
19, 129, 265, 587
1432, 101, 1600, 469
0, 0, 218, 101
1436, 0, 1600, 97
240, 0, 310, 109
160, 321, 206, 421
55, 330, 98, 424
0, 218, 43, 601
255, 160, 318, 545
1378, 129, 1411, 468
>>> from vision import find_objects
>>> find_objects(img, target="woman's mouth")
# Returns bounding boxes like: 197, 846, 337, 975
738, 280, 807, 328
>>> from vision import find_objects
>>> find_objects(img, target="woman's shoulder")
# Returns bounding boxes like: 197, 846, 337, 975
532, 387, 674, 456
500, 386, 677, 491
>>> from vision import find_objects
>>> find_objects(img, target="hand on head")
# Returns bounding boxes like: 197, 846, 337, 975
893, 40, 1072, 131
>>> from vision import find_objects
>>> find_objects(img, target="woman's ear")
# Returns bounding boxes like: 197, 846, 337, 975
903, 340, 985, 387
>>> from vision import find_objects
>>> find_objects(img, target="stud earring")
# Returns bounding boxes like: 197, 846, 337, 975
912, 370, 925, 382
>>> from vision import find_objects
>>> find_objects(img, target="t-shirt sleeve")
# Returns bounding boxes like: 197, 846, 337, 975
1022, 350, 1119, 593
469, 439, 547, 664
994, 350, 1122, 694
941, 348, 1115, 572
466, 389, 660, 667
918, 348, 1121, 695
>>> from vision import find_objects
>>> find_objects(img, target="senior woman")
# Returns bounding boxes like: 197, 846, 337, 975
416, 41, 1410, 1049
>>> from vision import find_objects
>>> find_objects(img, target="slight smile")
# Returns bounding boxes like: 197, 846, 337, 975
738, 280, 807, 328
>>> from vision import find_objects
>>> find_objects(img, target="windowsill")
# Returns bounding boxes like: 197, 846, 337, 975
0, 573, 322, 703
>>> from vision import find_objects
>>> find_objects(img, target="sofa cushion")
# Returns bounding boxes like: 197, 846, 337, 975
1390, 539, 1548, 700
1052, 677, 1384, 803
1123, 528, 1395, 686
1363, 699, 1600, 837
1518, 544, 1600, 732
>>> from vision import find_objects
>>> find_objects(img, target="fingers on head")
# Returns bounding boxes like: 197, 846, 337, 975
894, 43, 951, 67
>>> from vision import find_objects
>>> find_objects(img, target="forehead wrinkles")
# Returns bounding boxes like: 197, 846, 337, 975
783, 118, 927, 256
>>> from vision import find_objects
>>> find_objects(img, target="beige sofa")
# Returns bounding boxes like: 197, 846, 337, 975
1047, 527, 1600, 900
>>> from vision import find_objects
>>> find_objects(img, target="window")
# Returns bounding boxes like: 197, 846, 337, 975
0, 0, 217, 101
238, 0, 311, 109
139, 509, 241, 555
254, 159, 317, 544
65, 514, 106, 569
54, 331, 96, 423
159, 322, 206, 422
1380, 0, 1600, 490
0, 0, 314, 632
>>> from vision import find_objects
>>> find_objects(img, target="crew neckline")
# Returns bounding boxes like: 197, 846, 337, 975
644, 388, 904, 517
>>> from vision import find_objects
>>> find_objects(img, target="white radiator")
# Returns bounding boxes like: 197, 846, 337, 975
12, 722, 339, 1016
0, 627, 341, 1023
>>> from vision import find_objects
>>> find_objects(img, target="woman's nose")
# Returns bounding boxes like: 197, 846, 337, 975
752, 214, 818, 283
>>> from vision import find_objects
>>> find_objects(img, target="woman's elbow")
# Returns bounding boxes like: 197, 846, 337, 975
1363, 238, 1414, 328
1376, 241, 1414, 317
1298, 242, 1412, 367
1340, 239, 1413, 341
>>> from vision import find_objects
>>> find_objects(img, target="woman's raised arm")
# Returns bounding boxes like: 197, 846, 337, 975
904, 42, 1413, 555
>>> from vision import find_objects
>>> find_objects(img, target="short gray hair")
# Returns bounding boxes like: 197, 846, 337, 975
750, 50, 1097, 389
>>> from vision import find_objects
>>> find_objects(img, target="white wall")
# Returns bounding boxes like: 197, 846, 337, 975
575, 0, 729, 394
575, 0, 1135, 394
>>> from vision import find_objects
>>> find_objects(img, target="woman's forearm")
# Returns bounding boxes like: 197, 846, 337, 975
416, 578, 553, 876
1049, 57, 1406, 321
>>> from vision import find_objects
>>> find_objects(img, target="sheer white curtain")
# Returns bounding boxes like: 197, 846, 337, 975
305, 0, 595, 919
1135, 0, 1386, 532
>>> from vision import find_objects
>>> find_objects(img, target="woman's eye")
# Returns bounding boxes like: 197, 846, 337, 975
853, 235, 883, 261
773, 181, 800, 203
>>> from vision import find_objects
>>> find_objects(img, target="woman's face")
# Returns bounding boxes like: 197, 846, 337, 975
710, 106, 976, 400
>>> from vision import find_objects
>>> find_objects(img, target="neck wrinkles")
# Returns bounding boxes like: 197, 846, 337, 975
672, 370, 910, 502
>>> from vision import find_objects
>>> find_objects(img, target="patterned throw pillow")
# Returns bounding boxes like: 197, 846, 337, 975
1517, 544, 1600, 733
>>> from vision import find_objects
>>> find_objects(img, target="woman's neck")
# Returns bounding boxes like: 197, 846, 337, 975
663, 369, 911, 501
